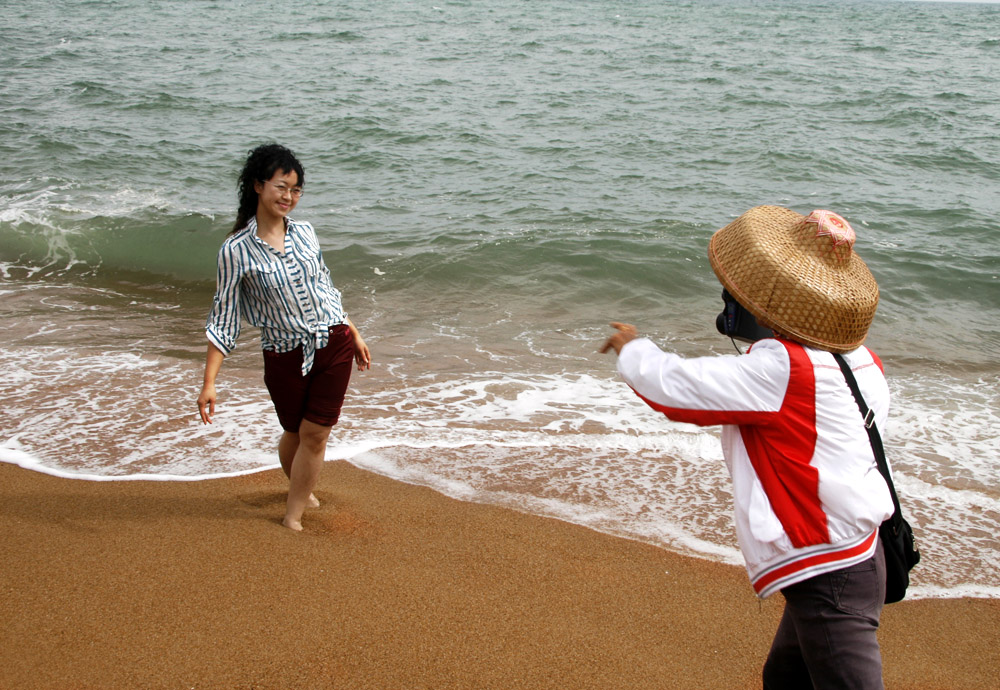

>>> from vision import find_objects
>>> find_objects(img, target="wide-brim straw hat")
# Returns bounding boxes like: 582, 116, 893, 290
708, 206, 879, 354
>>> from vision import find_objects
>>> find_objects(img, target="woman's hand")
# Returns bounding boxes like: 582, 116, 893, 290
347, 318, 371, 371
198, 344, 225, 424
353, 333, 371, 371
600, 322, 639, 356
197, 383, 216, 424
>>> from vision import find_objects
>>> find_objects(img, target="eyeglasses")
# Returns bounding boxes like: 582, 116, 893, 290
266, 181, 304, 198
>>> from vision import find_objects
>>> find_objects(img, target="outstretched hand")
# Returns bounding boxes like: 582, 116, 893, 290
600, 322, 639, 356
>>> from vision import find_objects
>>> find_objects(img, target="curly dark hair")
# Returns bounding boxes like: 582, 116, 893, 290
231, 144, 305, 234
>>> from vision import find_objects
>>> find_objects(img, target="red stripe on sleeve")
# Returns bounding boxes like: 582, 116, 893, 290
630, 389, 777, 427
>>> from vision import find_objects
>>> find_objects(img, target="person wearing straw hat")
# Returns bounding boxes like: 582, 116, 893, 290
602, 206, 895, 689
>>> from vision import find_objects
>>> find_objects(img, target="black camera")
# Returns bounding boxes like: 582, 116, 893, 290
716, 289, 773, 343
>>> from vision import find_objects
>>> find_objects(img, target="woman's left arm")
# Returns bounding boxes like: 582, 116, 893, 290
307, 223, 370, 370
347, 317, 371, 371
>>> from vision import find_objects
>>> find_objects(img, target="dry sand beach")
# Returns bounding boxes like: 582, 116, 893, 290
1, 461, 998, 689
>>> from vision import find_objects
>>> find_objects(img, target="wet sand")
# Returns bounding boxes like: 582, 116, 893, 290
1, 460, 997, 689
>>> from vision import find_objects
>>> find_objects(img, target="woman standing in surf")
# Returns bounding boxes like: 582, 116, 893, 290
197, 144, 371, 531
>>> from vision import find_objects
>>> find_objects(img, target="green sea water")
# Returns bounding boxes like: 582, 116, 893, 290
1, 0, 999, 596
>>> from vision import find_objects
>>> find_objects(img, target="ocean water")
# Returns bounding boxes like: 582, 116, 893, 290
1, 0, 998, 599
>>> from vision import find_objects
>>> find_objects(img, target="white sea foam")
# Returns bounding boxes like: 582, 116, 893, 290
907, 584, 1000, 600
0, 183, 176, 224
0, 440, 274, 482
887, 373, 1000, 491
0, 336, 997, 598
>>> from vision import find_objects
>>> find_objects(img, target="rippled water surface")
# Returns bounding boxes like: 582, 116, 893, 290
2, 0, 999, 598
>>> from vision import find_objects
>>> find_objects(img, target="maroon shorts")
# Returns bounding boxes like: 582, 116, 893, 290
262, 325, 355, 432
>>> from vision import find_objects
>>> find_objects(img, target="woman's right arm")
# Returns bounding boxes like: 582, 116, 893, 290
199, 242, 243, 424
198, 344, 226, 424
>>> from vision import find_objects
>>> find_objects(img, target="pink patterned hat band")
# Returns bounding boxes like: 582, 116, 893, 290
803, 209, 855, 248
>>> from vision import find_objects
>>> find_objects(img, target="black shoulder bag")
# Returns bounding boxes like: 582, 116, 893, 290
834, 354, 920, 604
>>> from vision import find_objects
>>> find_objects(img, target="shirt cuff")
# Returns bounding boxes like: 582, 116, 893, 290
616, 337, 657, 381
206, 327, 234, 356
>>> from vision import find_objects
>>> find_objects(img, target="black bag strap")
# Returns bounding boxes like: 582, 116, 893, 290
833, 354, 903, 520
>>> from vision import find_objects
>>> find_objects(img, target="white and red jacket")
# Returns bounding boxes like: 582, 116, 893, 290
617, 337, 894, 598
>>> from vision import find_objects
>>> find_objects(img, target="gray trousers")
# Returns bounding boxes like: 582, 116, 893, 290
763, 538, 886, 690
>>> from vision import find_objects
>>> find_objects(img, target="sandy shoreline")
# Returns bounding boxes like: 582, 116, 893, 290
1, 461, 997, 689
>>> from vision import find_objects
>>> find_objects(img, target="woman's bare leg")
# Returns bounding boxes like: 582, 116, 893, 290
278, 430, 320, 510
278, 430, 297, 477
282, 419, 332, 531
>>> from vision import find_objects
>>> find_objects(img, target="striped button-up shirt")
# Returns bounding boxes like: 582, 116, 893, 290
205, 217, 348, 375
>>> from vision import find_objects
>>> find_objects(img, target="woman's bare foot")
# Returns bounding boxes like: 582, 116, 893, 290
308, 493, 320, 509
282, 516, 304, 532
